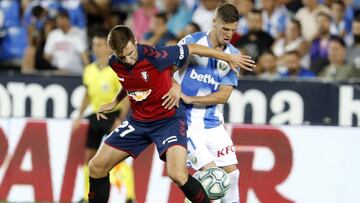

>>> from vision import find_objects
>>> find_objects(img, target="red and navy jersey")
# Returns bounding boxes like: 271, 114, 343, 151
109, 44, 189, 121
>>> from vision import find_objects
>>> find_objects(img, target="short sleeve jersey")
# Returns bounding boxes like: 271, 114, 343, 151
109, 44, 189, 121
83, 63, 123, 112
175, 32, 239, 129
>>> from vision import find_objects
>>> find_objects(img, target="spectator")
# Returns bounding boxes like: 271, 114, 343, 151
330, 0, 352, 37
44, 10, 89, 75
257, 51, 280, 79
320, 36, 359, 80
128, 0, 158, 40
229, 0, 254, 36
281, 0, 304, 14
233, 9, 274, 62
163, 0, 193, 36
142, 12, 177, 47
21, 5, 56, 73
272, 18, 310, 69
192, 0, 220, 32
280, 50, 315, 78
81, 0, 126, 35
0, 0, 27, 71
347, 16, 360, 71
184, 22, 201, 35
309, 12, 333, 74
295, 0, 331, 41
260, 0, 290, 38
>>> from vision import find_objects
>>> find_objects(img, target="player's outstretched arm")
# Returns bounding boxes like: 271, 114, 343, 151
96, 88, 127, 121
187, 44, 256, 77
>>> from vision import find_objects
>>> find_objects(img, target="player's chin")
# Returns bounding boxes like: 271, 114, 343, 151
223, 39, 230, 43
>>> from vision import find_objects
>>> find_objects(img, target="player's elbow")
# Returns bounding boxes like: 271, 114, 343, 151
217, 95, 230, 104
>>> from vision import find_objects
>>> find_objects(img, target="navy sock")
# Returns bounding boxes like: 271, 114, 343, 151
179, 175, 210, 203
88, 175, 110, 203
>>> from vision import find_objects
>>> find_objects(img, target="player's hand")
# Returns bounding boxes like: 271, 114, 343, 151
96, 102, 116, 121
111, 117, 123, 131
162, 81, 181, 109
228, 53, 256, 77
180, 93, 192, 104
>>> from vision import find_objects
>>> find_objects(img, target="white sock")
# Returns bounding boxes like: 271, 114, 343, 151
221, 169, 240, 203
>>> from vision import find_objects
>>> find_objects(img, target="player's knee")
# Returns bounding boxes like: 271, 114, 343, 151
168, 170, 188, 186
222, 164, 238, 173
88, 159, 108, 178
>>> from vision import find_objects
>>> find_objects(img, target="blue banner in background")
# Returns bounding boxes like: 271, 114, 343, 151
0, 73, 359, 126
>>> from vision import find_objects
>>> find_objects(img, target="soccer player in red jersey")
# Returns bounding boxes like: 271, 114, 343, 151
87, 25, 255, 203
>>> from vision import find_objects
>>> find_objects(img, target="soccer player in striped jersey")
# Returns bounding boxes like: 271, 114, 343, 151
175, 3, 244, 203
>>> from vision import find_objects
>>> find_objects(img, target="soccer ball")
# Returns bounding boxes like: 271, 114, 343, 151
193, 167, 230, 200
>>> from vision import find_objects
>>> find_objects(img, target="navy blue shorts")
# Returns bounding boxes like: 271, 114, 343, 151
104, 106, 188, 161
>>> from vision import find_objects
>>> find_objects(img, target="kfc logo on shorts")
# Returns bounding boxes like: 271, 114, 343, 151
217, 145, 235, 157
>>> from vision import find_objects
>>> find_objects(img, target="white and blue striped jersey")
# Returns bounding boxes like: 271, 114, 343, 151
174, 31, 239, 129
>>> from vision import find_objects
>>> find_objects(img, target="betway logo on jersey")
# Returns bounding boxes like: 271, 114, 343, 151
190, 69, 220, 90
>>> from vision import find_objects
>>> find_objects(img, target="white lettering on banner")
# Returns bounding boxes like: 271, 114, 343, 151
69, 86, 86, 119
0, 84, 11, 117
228, 89, 304, 124
190, 69, 220, 90
270, 91, 304, 124
2, 119, 360, 202
339, 86, 360, 126
228, 89, 267, 124
7, 82, 68, 118
0, 82, 89, 119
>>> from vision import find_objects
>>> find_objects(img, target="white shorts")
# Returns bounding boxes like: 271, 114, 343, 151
187, 125, 238, 170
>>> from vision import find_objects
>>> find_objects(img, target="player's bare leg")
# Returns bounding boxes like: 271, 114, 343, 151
88, 143, 130, 203
166, 146, 210, 203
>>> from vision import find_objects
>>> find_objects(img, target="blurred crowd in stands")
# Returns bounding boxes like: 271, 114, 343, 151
1, 0, 360, 80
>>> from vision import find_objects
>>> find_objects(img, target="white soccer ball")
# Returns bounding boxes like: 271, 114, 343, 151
193, 167, 231, 200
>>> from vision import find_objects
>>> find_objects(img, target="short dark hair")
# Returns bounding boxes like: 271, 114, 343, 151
107, 25, 135, 53
290, 18, 301, 30
332, 0, 345, 9
285, 50, 301, 58
188, 22, 201, 33
31, 5, 45, 18
57, 9, 70, 19
330, 36, 346, 47
354, 15, 360, 23
317, 12, 332, 21
155, 12, 168, 23
92, 27, 109, 40
216, 3, 239, 23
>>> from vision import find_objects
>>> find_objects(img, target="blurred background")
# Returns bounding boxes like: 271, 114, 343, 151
0, 0, 360, 203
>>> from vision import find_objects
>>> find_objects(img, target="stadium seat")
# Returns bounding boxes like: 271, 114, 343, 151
0, 26, 27, 61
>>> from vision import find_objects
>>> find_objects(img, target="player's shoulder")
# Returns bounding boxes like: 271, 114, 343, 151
83, 62, 96, 72
179, 31, 207, 45
108, 54, 118, 65
227, 43, 240, 54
